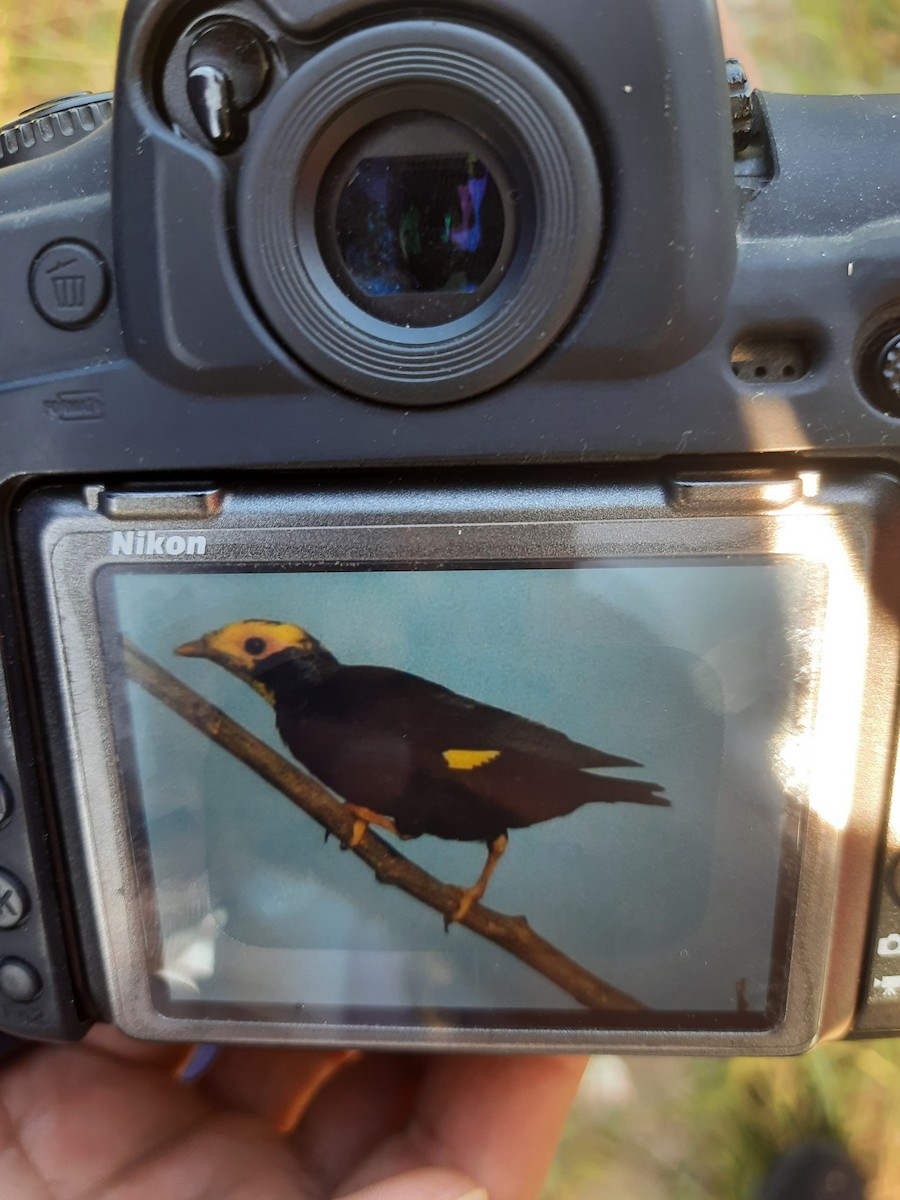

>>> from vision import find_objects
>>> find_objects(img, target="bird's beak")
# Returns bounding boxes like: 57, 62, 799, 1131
175, 637, 211, 660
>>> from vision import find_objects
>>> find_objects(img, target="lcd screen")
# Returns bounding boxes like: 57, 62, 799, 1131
96, 558, 813, 1032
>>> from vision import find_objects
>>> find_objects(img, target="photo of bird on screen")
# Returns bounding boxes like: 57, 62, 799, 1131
175, 618, 669, 924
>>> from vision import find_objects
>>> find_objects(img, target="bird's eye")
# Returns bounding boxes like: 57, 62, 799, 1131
244, 637, 267, 656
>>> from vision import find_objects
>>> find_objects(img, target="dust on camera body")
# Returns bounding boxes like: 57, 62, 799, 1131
1, 0, 900, 1056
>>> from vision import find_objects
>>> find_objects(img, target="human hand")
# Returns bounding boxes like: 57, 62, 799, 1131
0, 1028, 585, 1200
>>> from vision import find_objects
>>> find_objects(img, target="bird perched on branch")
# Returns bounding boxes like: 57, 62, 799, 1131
177, 619, 668, 924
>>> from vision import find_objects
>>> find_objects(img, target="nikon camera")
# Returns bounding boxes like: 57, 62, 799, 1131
2, 0, 900, 1056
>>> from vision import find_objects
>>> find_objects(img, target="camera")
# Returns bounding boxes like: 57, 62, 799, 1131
2, 0, 900, 1056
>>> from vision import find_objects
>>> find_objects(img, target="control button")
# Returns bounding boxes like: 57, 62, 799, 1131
873, 974, 900, 1000
186, 21, 270, 152
0, 959, 42, 1004
30, 241, 110, 330
188, 67, 240, 149
878, 933, 900, 958
0, 778, 11, 828
0, 871, 29, 930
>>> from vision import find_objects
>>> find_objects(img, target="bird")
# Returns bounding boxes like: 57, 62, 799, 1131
176, 619, 668, 924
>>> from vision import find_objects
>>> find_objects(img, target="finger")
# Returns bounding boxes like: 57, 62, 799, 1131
338, 1055, 587, 1200
196, 1046, 357, 1130
0, 1038, 210, 1200
341, 1167, 487, 1200
86, 1024, 196, 1074
292, 1053, 425, 1194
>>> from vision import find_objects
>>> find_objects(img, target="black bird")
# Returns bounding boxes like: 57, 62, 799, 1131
177, 619, 668, 922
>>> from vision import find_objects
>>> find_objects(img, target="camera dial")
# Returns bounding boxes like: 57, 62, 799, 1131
0, 93, 113, 169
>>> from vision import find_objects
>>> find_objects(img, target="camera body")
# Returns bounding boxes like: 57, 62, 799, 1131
3, 0, 900, 1053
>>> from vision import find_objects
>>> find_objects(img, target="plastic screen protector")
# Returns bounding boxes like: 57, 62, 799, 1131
96, 556, 813, 1033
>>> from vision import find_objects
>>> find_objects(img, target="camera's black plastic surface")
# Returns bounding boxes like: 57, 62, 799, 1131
0, 556, 90, 1040
2, 0, 900, 1046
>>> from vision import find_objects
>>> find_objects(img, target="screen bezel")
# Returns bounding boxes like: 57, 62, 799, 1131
95, 557, 808, 1037
21, 473, 899, 1053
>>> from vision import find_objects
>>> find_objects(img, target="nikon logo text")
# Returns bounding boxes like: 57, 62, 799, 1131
111, 532, 208, 557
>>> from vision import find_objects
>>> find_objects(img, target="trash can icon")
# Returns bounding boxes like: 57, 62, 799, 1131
52, 274, 87, 310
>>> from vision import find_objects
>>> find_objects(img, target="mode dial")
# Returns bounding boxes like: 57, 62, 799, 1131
0, 93, 113, 170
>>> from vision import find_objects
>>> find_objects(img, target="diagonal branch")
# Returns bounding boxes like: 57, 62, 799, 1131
122, 639, 646, 1013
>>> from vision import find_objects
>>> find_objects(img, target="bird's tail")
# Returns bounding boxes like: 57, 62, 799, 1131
583, 772, 670, 808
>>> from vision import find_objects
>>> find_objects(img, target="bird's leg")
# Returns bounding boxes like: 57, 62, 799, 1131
447, 834, 509, 927
345, 805, 401, 849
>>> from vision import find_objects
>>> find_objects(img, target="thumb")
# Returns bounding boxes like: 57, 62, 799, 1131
340, 1168, 488, 1200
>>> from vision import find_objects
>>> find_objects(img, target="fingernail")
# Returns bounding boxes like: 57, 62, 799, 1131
456, 1191, 489, 1200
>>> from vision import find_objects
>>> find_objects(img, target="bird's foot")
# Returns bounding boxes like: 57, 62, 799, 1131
444, 886, 482, 930
443, 834, 509, 930
336, 821, 365, 852
342, 805, 400, 851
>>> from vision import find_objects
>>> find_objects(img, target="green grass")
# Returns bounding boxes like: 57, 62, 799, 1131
0, 0, 125, 119
732, 0, 900, 92
546, 1044, 900, 1199
3, 0, 900, 117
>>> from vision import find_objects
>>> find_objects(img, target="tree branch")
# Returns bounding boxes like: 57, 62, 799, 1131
122, 639, 646, 1013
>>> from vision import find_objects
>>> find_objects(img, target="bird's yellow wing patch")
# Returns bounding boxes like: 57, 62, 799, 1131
443, 750, 502, 771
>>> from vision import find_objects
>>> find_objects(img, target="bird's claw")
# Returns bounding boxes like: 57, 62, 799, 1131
444, 888, 478, 930
335, 818, 369, 851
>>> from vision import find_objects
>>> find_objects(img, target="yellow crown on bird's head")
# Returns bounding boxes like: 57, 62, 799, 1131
176, 619, 319, 674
